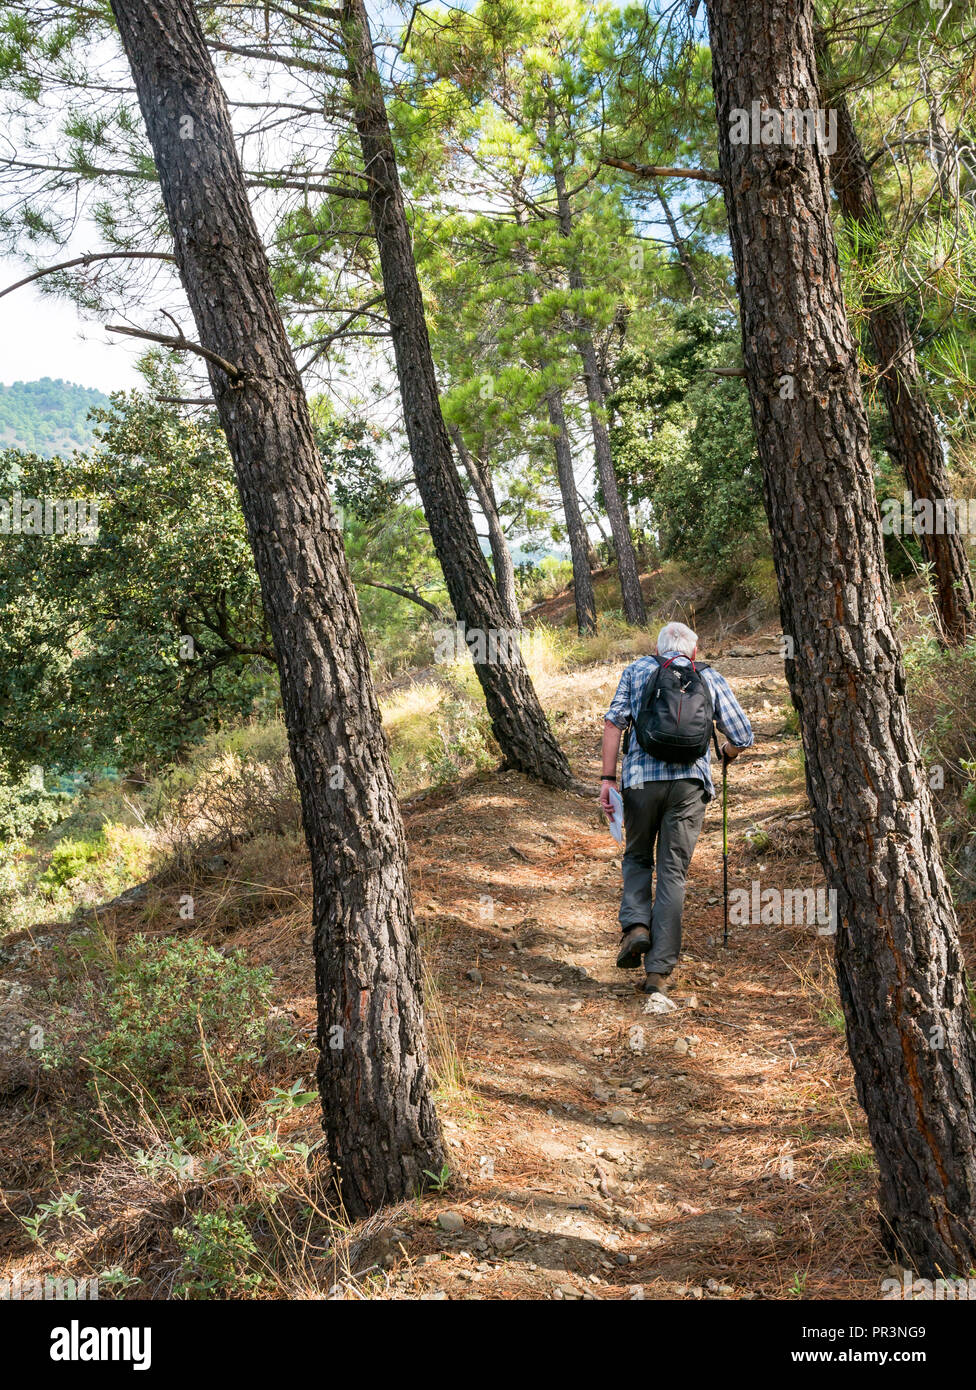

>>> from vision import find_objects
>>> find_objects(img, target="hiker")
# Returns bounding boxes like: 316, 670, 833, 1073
600, 621, 753, 996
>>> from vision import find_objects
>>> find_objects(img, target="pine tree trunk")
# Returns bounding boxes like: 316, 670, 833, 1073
705, 0, 976, 1276
449, 426, 522, 628
547, 387, 598, 636
551, 151, 647, 627
573, 327, 647, 625
511, 219, 598, 636
109, 0, 445, 1218
654, 182, 702, 297
341, 0, 572, 787
823, 78, 976, 645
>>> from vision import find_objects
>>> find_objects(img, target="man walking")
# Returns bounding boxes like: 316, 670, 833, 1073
600, 622, 753, 995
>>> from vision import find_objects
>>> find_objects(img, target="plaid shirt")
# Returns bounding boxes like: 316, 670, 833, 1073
605, 651, 754, 799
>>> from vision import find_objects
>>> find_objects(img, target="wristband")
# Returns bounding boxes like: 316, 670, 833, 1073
601, 775, 617, 782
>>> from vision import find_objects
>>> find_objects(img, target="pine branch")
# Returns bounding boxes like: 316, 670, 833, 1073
0, 251, 175, 300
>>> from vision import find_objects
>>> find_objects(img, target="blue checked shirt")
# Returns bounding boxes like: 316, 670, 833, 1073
605, 652, 754, 799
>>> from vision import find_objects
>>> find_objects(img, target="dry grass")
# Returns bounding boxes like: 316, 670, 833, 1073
1, 605, 953, 1302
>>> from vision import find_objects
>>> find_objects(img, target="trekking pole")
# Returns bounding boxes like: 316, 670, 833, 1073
722, 748, 729, 948
713, 730, 730, 948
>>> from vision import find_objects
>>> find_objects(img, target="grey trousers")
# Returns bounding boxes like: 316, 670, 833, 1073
619, 778, 707, 976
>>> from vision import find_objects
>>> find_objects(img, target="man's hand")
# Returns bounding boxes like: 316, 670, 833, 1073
722, 742, 741, 762
599, 779, 615, 815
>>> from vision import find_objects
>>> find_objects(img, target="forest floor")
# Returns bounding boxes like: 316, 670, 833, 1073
3, 605, 967, 1300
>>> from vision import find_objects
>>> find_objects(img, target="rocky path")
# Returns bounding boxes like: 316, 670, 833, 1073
371, 652, 880, 1300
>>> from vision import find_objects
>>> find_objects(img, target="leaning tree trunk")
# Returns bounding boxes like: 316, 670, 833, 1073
449, 425, 521, 628
547, 388, 598, 636
110, 0, 445, 1219
822, 75, 976, 645
551, 150, 647, 627
341, 0, 572, 786
706, 0, 976, 1275
654, 181, 702, 297
571, 324, 646, 625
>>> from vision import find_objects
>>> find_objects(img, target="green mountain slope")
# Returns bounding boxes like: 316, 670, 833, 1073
0, 378, 109, 457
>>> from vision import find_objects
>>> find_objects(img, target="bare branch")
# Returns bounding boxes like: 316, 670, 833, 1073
602, 156, 724, 187
207, 40, 347, 78
106, 323, 242, 379
357, 578, 449, 619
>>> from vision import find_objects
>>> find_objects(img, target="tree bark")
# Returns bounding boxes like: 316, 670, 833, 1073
547, 387, 598, 636
109, 0, 446, 1218
551, 145, 647, 627
822, 73, 976, 645
341, 0, 572, 787
449, 425, 521, 628
705, 0, 976, 1276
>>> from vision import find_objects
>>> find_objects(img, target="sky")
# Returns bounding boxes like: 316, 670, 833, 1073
0, 257, 144, 392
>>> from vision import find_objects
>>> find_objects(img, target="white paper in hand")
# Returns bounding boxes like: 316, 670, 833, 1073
607, 785, 624, 845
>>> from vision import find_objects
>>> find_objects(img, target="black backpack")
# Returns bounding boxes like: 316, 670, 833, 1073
632, 657, 714, 764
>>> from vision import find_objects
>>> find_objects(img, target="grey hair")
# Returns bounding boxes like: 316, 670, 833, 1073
656, 621, 698, 658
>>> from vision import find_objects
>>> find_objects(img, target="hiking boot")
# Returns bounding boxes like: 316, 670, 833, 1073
616, 925, 651, 969
640, 971, 668, 996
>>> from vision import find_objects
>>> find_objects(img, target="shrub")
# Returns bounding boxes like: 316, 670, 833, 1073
84, 935, 282, 1128
0, 777, 71, 844
39, 837, 105, 891
152, 723, 301, 867
173, 1209, 267, 1299
904, 634, 976, 772
903, 634, 976, 892
36, 823, 154, 906
515, 556, 575, 607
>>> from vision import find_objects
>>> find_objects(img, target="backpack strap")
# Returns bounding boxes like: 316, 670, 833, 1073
625, 655, 664, 755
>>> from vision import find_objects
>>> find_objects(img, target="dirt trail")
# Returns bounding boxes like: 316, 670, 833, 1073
369, 652, 882, 1300
0, 650, 888, 1300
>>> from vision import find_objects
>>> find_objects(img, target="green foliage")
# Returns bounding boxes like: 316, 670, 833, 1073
427, 691, 495, 785
38, 835, 104, 890
0, 774, 70, 842
172, 1209, 267, 1299
0, 372, 382, 778
515, 556, 575, 606
903, 634, 976, 769
339, 503, 449, 675
0, 378, 107, 457
0, 381, 272, 777
18, 1190, 88, 1245
610, 307, 767, 578
311, 405, 396, 525
84, 936, 280, 1130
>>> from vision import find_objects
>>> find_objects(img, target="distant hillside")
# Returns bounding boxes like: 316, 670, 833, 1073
0, 378, 109, 457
